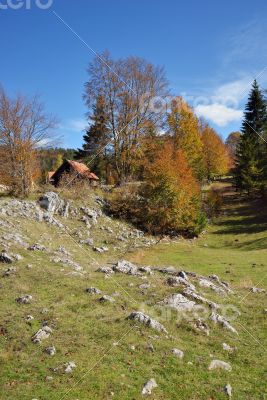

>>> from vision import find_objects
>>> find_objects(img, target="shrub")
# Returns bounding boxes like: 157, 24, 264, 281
108, 143, 205, 236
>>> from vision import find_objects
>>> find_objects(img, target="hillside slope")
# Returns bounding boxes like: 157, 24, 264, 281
0, 186, 266, 400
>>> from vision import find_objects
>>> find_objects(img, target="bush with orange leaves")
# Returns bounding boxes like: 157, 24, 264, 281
109, 143, 206, 236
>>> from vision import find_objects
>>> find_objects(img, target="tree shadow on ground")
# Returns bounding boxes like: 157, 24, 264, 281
212, 187, 267, 249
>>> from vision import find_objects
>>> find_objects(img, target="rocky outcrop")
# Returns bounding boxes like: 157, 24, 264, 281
127, 312, 167, 334
39, 192, 69, 218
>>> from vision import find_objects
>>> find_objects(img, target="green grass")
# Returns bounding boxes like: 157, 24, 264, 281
0, 186, 266, 399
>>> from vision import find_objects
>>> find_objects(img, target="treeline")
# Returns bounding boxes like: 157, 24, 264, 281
235, 80, 267, 194
76, 53, 230, 185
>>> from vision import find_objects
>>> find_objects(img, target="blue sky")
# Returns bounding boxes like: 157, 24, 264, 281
1, 0, 267, 148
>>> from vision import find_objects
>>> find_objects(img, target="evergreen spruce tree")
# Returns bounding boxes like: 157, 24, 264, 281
235, 80, 267, 194
75, 95, 110, 180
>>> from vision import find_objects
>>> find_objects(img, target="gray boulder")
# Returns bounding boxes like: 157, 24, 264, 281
208, 360, 232, 371
113, 260, 138, 275
0, 251, 13, 264
16, 295, 32, 304
127, 312, 167, 334
141, 378, 158, 395
32, 326, 52, 344
39, 192, 69, 218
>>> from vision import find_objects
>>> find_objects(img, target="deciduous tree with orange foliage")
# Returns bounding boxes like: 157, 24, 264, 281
167, 97, 204, 179
0, 87, 57, 196
201, 124, 230, 180
140, 142, 203, 234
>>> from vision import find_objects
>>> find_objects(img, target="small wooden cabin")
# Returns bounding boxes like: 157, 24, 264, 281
51, 160, 99, 186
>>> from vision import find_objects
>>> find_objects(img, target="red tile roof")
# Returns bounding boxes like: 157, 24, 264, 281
67, 160, 99, 180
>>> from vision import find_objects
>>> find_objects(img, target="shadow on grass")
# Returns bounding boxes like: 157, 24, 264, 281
212, 188, 267, 250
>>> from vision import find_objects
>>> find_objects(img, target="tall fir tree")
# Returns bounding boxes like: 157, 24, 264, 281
75, 94, 110, 181
235, 80, 267, 194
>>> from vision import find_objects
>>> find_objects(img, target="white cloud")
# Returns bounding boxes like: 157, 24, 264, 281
195, 103, 243, 127
214, 77, 252, 106
62, 119, 87, 132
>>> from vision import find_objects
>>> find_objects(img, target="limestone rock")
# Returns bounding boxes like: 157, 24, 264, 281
210, 312, 238, 334
251, 287, 266, 294
2, 266, 16, 277
45, 346, 56, 356
99, 295, 115, 303
208, 360, 232, 371
222, 343, 235, 353
64, 361, 77, 374
198, 278, 225, 295
39, 192, 69, 218
28, 243, 46, 252
224, 383, 232, 397
97, 266, 114, 274
159, 293, 197, 312
85, 287, 102, 295
16, 294, 32, 304
32, 326, 52, 344
113, 260, 139, 275
172, 348, 184, 359
0, 251, 13, 264
127, 312, 167, 334
141, 378, 158, 395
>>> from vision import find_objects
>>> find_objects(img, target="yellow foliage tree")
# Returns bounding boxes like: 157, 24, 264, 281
201, 124, 230, 180
167, 97, 203, 178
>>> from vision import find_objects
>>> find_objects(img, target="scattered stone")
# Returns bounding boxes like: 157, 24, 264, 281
0, 250, 13, 264
130, 345, 136, 351
127, 312, 167, 334
159, 293, 197, 312
141, 378, 158, 395
80, 238, 94, 246
94, 246, 109, 253
222, 343, 235, 353
28, 243, 46, 252
113, 260, 139, 275
64, 361, 77, 374
210, 312, 238, 334
147, 343, 154, 352
139, 283, 150, 290
32, 326, 52, 344
16, 295, 33, 304
198, 278, 225, 295
172, 348, 184, 359
183, 288, 219, 309
2, 266, 16, 277
209, 274, 232, 292
191, 319, 210, 336
97, 266, 114, 274
45, 376, 53, 382
139, 266, 152, 274
178, 271, 188, 280
25, 315, 34, 324
166, 276, 196, 291
44, 346, 56, 356
224, 383, 232, 397
208, 360, 232, 371
99, 295, 115, 303
251, 287, 266, 294
85, 287, 102, 295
